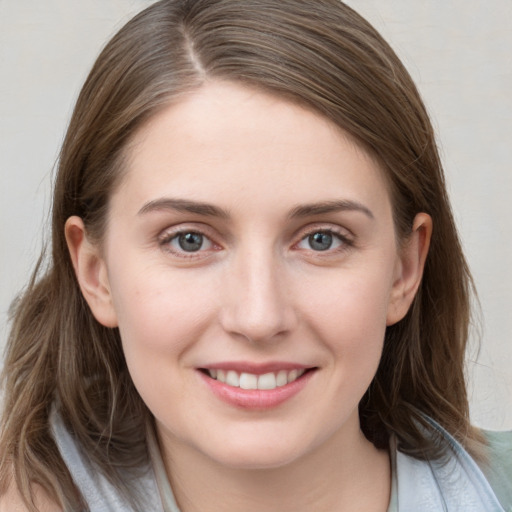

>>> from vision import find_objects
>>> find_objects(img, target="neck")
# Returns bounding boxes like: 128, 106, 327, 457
156, 419, 391, 512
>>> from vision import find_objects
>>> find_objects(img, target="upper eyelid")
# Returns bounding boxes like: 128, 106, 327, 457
294, 222, 354, 240
158, 222, 218, 240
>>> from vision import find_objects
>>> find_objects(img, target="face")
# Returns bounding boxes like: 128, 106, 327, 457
70, 81, 427, 470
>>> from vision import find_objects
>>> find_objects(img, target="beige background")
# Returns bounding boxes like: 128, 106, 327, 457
1, 1, 511, 429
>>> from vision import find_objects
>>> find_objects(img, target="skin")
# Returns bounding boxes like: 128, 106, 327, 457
66, 81, 431, 511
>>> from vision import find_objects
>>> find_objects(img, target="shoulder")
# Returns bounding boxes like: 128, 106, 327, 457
393, 420, 512, 511
482, 429, 512, 464
0, 480, 63, 512
478, 429, 512, 510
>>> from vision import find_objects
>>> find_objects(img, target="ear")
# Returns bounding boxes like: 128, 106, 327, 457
65, 216, 118, 327
386, 213, 432, 326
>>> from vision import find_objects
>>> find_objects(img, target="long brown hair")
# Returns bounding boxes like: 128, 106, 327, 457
0, 0, 482, 509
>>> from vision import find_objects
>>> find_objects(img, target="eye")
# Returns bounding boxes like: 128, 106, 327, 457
296, 229, 349, 252
306, 232, 335, 251
161, 230, 215, 254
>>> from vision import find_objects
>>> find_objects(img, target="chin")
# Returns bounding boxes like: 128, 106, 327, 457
214, 450, 300, 471
201, 434, 313, 471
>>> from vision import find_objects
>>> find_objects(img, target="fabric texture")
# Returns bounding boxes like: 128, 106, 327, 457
388, 418, 510, 512
479, 430, 512, 510
50, 409, 165, 512
50, 409, 511, 511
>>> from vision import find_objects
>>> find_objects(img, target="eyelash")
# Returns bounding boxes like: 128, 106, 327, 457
294, 228, 354, 254
158, 225, 354, 258
158, 228, 219, 258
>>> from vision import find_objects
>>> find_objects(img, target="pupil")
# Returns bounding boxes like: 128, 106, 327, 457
309, 232, 332, 251
179, 232, 203, 252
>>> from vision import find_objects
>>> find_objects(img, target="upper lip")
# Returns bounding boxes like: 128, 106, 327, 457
199, 361, 314, 375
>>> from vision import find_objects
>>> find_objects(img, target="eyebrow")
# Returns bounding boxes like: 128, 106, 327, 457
138, 198, 230, 218
288, 200, 374, 219
137, 197, 374, 220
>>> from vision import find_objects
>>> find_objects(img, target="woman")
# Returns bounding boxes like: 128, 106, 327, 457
1, 1, 510, 510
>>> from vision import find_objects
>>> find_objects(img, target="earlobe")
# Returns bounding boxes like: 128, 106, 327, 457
386, 213, 432, 326
65, 216, 118, 328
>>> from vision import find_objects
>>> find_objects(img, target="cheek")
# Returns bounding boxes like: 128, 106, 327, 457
107, 263, 217, 366
297, 265, 394, 377
301, 266, 393, 336
107, 268, 217, 418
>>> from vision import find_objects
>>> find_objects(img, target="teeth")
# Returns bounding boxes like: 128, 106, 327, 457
276, 370, 288, 387
258, 372, 277, 390
226, 370, 239, 387
239, 372, 258, 390
207, 368, 307, 390
288, 369, 298, 383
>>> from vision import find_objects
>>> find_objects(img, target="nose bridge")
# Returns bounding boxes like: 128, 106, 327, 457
220, 240, 295, 343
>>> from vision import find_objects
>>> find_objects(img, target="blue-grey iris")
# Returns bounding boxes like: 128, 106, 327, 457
309, 232, 332, 251
179, 232, 203, 252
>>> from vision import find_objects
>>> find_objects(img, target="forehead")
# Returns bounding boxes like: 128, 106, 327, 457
116, 81, 391, 218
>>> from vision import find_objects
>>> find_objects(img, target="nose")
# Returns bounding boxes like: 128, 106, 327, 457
219, 246, 297, 344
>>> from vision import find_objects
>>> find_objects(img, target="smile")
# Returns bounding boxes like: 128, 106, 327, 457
198, 363, 316, 409
205, 369, 307, 390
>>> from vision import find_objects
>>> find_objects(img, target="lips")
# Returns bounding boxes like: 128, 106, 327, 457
198, 363, 316, 409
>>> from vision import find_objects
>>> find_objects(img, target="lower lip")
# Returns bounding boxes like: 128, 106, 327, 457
198, 370, 315, 410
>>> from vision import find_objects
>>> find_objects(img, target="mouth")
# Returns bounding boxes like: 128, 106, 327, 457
200, 368, 311, 390
197, 363, 318, 409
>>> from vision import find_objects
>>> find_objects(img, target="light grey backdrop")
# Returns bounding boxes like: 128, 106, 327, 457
1, 1, 511, 429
